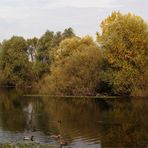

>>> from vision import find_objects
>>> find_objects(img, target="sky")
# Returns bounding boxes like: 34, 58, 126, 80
0, 0, 148, 41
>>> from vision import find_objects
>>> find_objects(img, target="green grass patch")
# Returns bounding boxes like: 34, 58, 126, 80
0, 143, 57, 148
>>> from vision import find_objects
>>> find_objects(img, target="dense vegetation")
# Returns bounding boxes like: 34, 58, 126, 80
97, 12, 148, 96
0, 12, 147, 96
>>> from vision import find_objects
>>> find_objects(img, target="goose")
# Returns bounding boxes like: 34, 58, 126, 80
24, 135, 34, 141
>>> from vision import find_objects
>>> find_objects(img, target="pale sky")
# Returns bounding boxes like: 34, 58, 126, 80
0, 0, 148, 41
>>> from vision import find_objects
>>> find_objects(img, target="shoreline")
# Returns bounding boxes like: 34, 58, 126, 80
0, 143, 57, 148
23, 95, 148, 99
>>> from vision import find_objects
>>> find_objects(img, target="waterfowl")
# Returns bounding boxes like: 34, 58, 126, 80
50, 134, 61, 139
60, 140, 68, 147
24, 135, 34, 141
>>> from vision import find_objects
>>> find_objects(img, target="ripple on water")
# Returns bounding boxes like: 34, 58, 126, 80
69, 138, 101, 148
60, 126, 101, 147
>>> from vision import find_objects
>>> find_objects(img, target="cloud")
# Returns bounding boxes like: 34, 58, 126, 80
0, 0, 124, 21
0, 0, 147, 41
0, 0, 50, 7
43, 0, 124, 8
0, 0, 124, 9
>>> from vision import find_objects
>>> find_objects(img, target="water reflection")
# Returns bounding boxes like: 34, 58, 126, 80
0, 89, 148, 147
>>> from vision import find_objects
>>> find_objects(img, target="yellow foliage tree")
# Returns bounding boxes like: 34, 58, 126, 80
39, 36, 102, 96
97, 12, 148, 96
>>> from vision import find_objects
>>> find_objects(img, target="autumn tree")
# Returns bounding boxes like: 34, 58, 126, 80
0, 36, 33, 87
97, 12, 148, 95
39, 36, 102, 96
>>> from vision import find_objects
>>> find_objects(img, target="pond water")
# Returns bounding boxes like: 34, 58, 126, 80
0, 88, 148, 147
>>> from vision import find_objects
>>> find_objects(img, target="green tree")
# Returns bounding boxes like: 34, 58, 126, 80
39, 36, 102, 96
34, 31, 55, 79
35, 28, 76, 79
0, 36, 33, 87
62, 27, 75, 39
97, 12, 148, 96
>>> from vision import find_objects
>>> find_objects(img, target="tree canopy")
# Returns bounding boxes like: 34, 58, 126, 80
34, 28, 76, 79
0, 36, 33, 86
39, 36, 102, 96
0, 13, 147, 96
97, 12, 148, 95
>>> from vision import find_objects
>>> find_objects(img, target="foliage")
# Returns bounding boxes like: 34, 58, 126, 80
34, 28, 76, 79
0, 36, 33, 87
0, 13, 147, 96
26, 37, 38, 62
39, 36, 102, 95
97, 12, 148, 96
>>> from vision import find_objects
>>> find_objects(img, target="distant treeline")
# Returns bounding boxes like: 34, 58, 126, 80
0, 12, 147, 96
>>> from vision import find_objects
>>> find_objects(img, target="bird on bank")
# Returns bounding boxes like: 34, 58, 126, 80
50, 134, 68, 147
50, 134, 61, 139
60, 139, 68, 148
24, 135, 34, 141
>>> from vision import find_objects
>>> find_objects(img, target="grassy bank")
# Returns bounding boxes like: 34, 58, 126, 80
23, 94, 120, 99
0, 143, 57, 148
24, 95, 148, 99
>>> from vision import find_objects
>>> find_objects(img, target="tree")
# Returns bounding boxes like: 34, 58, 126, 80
97, 12, 148, 95
33, 31, 55, 79
26, 37, 38, 62
62, 28, 75, 39
39, 36, 102, 96
0, 36, 33, 87
34, 28, 76, 79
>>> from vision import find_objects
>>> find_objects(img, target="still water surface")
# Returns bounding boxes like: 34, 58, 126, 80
0, 88, 148, 147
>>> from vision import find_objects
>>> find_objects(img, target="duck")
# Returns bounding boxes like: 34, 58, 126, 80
60, 139, 68, 147
24, 135, 34, 141
50, 134, 61, 139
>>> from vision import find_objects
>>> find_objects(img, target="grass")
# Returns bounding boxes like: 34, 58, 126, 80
24, 94, 147, 99
0, 143, 57, 148
23, 94, 120, 99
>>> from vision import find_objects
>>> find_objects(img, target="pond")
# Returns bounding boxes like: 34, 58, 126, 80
0, 88, 148, 147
